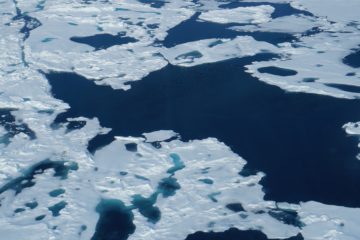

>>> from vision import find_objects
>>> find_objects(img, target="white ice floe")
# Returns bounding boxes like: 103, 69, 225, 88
161, 36, 279, 67
242, 0, 360, 99
343, 122, 360, 160
21, 0, 193, 90
142, 130, 179, 142
230, 14, 326, 34
93, 136, 300, 240
299, 201, 360, 240
290, 0, 360, 24
246, 29, 360, 99
199, 5, 274, 24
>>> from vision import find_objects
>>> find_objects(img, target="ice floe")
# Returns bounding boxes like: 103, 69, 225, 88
161, 36, 279, 67
199, 5, 274, 24
343, 122, 360, 160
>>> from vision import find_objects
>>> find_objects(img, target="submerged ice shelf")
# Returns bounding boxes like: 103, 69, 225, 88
1, 0, 360, 239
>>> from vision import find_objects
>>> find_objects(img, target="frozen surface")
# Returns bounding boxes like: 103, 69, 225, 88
199, 5, 274, 24
142, 130, 179, 142
161, 36, 279, 67
244, 0, 360, 99
1, 0, 360, 239
343, 122, 360, 160
230, 14, 324, 34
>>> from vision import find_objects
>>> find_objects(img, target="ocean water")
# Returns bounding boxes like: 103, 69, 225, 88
162, 12, 296, 47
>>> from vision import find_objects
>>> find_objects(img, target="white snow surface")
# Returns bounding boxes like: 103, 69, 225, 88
199, 5, 274, 24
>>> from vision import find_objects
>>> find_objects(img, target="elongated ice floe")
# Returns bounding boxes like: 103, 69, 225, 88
230, 14, 325, 34
142, 130, 179, 142
161, 36, 279, 67
199, 5, 274, 24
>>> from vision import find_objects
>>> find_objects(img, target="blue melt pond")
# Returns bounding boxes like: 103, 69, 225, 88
91, 199, 135, 240
131, 194, 161, 224
157, 176, 181, 197
167, 153, 185, 174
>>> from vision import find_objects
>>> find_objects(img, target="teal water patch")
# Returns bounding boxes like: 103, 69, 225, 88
198, 178, 214, 185
91, 199, 135, 240
48, 201, 67, 217
0, 160, 79, 196
35, 215, 46, 221
134, 174, 150, 181
167, 153, 185, 174
53, 161, 79, 179
207, 192, 221, 203
131, 194, 161, 224
25, 201, 38, 209
201, 167, 211, 174
157, 176, 180, 198
49, 188, 65, 197
41, 37, 55, 43
14, 208, 25, 213
79, 225, 87, 236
